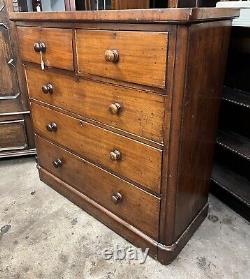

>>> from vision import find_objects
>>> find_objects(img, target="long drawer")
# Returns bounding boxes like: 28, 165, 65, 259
26, 66, 166, 143
36, 135, 160, 240
76, 30, 168, 88
31, 102, 162, 193
17, 27, 73, 71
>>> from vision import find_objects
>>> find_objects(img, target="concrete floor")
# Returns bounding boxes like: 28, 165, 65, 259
0, 157, 249, 279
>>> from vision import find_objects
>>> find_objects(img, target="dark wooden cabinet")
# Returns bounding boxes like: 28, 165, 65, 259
10, 8, 238, 264
211, 26, 250, 222
0, 0, 35, 158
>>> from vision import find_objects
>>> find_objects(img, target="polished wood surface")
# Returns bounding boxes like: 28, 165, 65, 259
31, 102, 162, 193
39, 166, 159, 257
25, 66, 166, 143
17, 27, 73, 71
76, 30, 168, 88
173, 21, 231, 241
9, 8, 239, 23
36, 135, 160, 239
13, 9, 237, 264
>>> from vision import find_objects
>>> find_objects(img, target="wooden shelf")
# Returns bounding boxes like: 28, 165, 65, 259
211, 163, 250, 221
216, 130, 250, 161
223, 86, 250, 109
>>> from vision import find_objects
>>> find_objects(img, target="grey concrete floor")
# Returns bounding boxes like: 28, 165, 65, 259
0, 157, 249, 279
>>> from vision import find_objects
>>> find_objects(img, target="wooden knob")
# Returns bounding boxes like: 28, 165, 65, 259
46, 122, 57, 132
105, 49, 119, 63
109, 103, 121, 115
110, 150, 121, 161
52, 159, 63, 168
34, 42, 46, 53
41, 83, 53, 94
112, 192, 123, 204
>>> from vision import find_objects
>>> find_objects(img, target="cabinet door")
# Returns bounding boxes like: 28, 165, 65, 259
0, 3, 19, 98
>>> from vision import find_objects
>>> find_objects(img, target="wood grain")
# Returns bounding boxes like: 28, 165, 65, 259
25, 66, 166, 143
36, 135, 160, 239
76, 30, 168, 88
9, 9, 239, 23
31, 102, 162, 193
12, 10, 236, 264
17, 27, 73, 71
173, 21, 231, 240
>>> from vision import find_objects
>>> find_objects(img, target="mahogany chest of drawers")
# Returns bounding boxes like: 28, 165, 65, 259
10, 8, 238, 264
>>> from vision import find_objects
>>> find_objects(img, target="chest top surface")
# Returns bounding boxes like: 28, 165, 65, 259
9, 8, 239, 24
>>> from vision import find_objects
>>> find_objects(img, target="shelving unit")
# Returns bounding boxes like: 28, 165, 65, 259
211, 24, 250, 221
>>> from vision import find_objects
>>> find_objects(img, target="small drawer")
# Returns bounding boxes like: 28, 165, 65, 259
0, 120, 27, 152
31, 102, 162, 193
26, 66, 166, 143
76, 30, 168, 88
17, 27, 73, 71
36, 135, 160, 239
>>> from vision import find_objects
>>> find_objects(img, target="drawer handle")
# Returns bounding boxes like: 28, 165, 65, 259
34, 42, 46, 53
42, 83, 53, 94
46, 122, 57, 132
109, 103, 121, 115
105, 49, 119, 63
112, 192, 123, 204
52, 159, 63, 168
110, 150, 121, 161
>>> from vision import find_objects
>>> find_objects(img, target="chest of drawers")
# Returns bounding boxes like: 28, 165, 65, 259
10, 8, 239, 264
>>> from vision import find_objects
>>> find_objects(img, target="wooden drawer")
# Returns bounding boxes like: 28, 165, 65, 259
0, 120, 27, 152
76, 30, 168, 88
31, 102, 162, 193
36, 135, 160, 239
26, 66, 166, 143
17, 27, 73, 71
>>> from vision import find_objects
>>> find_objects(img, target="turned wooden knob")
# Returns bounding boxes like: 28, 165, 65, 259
52, 159, 63, 168
41, 83, 53, 94
46, 122, 57, 132
105, 49, 119, 63
112, 192, 123, 204
109, 103, 121, 115
110, 150, 121, 161
33, 42, 46, 53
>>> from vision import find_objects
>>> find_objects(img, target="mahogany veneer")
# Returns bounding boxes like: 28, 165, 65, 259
10, 8, 239, 264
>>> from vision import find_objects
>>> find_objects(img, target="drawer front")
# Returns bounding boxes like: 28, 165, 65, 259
76, 30, 168, 88
17, 27, 73, 71
31, 102, 162, 193
0, 120, 27, 151
36, 135, 160, 239
26, 66, 165, 143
